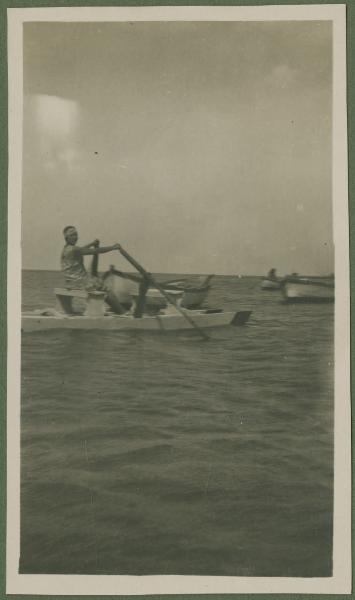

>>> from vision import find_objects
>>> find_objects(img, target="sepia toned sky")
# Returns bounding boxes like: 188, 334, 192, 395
22, 20, 333, 275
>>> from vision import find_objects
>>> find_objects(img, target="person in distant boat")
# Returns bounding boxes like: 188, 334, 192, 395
267, 268, 278, 281
61, 226, 121, 289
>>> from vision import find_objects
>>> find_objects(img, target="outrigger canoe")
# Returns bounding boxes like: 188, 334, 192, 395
22, 246, 252, 335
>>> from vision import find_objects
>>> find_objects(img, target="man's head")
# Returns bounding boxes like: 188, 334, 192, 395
63, 226, 78, 245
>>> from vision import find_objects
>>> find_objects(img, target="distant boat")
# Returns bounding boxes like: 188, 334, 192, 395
261, 268, 282, 290
261, 278, 282, 290
282, 276, 335, 303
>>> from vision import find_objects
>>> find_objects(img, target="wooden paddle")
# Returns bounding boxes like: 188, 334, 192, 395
116, 245, 209, 341
91, 240, 100, 277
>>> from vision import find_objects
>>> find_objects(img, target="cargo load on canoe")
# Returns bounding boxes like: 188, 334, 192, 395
103, 267, 213, 314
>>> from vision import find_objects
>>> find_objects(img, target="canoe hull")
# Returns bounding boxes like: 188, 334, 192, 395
283, 280, 334, 303
180, 287, 209, 308
22, 309, 251, 333
103, 270, 201, 312
163, 276, 213, 308
103, 271, 175, 313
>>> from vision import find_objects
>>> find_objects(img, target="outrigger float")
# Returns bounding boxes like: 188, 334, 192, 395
22, 247, 252, 338
22, 304, 251, 334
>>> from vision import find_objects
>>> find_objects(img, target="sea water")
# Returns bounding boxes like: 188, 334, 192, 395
20, 271, 334, 576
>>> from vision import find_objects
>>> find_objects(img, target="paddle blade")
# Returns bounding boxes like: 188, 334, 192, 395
231, 310, 252, 326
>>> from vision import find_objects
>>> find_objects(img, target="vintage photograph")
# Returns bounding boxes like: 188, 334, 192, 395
7, 5, 350, 596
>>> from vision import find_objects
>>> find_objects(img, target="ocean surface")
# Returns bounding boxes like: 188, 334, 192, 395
20, 270, 334, 576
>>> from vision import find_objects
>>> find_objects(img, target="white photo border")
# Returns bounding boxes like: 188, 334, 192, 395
7, 4, 351, 595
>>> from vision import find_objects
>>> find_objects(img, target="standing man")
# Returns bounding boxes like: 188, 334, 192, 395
61, 225, 120, 289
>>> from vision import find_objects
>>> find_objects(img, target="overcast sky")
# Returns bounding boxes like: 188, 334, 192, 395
22, 20, 333, 275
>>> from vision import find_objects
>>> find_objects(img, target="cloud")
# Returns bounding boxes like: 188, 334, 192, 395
35, 94, 79, 137
29, 94, 82, 171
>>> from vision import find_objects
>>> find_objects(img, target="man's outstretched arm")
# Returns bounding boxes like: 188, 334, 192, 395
79, 243, 121, 256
